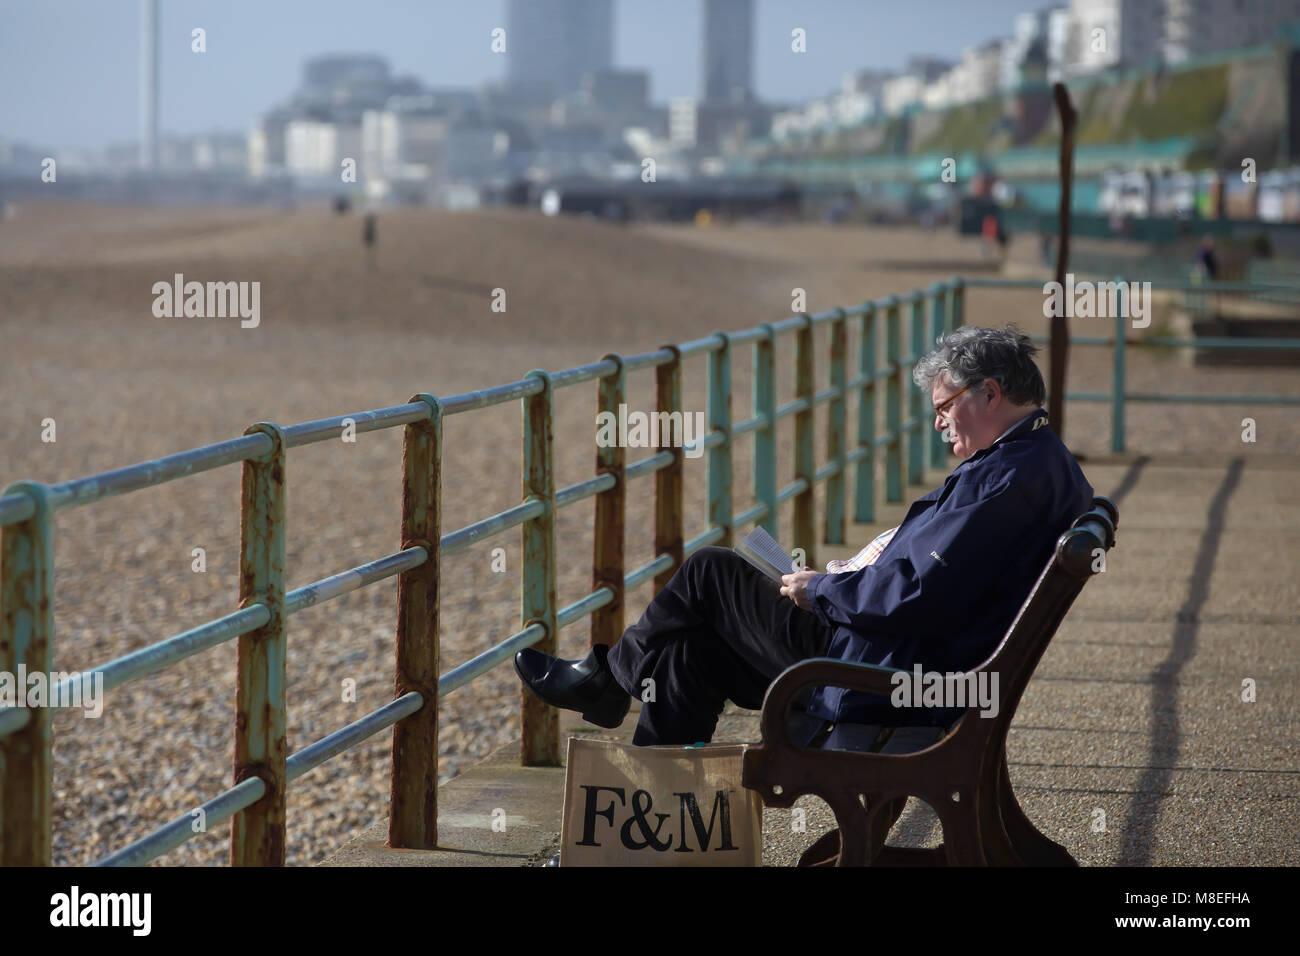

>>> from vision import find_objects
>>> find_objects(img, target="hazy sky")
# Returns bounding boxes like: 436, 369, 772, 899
1, 0, 1060, 151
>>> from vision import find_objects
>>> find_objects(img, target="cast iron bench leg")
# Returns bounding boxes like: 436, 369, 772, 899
874, 845, 947, 865
811, 793, 904, 867
933, 786, 987, 865
996, 755, 1078, 866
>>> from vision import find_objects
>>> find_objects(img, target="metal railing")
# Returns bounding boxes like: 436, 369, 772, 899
0, 279, 966, 866
964, 276, 1300, 453
3, 273, 1294, 865
1062, 253, 1300, 313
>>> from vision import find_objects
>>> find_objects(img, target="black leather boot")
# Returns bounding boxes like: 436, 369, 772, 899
513, 643, 631, 729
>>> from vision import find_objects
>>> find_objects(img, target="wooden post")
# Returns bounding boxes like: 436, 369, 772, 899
1050, 82, 1078, 441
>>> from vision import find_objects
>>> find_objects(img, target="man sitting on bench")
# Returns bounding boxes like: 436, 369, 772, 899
515, 324, 1094, 746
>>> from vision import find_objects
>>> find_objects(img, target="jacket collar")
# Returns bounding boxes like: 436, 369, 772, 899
957, 407, 1050, 470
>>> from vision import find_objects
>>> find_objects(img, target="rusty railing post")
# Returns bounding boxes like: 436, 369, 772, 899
884, 296, 903, 503
654, 347, 684, 591
521, 370, 559, 766
793, 314, 816, 571
707, 333, 733, 547
854, 304, 877, 523
592, 356, 626, 648
949, 277, 964, 337
231, 422, 288, 866
753, 325, 778, 537
909, 293, 927, 486
928, 283, 949, 469
389, 393, 442, 849
0, 481, 54, 866
825, 308, 847, 544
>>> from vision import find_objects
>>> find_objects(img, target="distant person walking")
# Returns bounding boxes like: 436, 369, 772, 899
1197, 235, 1218, 280
361, 211, 378, 271
981, 212, 999, 261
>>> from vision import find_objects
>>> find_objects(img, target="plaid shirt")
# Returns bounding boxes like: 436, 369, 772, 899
824, 526, 899, 573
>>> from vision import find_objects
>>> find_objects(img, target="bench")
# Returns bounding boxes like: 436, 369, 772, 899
741, 495, 1119, 866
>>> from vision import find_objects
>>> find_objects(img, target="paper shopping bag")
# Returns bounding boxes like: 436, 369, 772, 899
559, 736, 763, 866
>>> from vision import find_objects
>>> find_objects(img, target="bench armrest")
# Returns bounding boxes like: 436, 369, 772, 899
756, 657, 907, 751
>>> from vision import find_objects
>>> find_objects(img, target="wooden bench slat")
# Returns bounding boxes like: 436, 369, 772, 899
876, 725, 947, 754
785, 709, 829, 749
821, 723, 885, 753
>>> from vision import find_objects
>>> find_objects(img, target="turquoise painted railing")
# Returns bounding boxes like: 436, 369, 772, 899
961, 276, 1300, 453
2, 274, 1294, 866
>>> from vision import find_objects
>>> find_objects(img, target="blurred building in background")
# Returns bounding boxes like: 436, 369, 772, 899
159, 133, 247, 172
1162, 0, 1300, 63
1066, 0, 1165, 75
1046, 5, 1075, 81
250, 54, 422, 183
665, 0, 764, 160
670, 96, 771, 155
296, 55, 403, 109
505, 0, 614, 101
946, 39, 1008, 106
285, 117, 361, 180
1002, 7, 1056, 88
702, 0, 754, 102
12, 0, 1300, 218
248, 110, 292, 178
360, 92, 472, 202
880, 56, 953, 116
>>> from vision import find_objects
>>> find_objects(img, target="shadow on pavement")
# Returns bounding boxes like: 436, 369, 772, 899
1118, 456, 1244, 865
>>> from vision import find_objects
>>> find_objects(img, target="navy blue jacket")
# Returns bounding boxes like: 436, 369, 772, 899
803, 408, 1093, 726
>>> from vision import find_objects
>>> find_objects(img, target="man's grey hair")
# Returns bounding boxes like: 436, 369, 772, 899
912, 325, 1046, 406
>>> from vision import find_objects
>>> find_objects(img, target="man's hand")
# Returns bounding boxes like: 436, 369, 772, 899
780, 569, 820, 610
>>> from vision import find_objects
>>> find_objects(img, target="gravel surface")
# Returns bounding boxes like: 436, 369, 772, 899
1, 202, 1295, 866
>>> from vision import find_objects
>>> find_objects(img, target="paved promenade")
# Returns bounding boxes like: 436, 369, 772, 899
323, 452, 1299, 867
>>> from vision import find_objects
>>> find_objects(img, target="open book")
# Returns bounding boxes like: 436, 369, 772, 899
735, 525, 796, 583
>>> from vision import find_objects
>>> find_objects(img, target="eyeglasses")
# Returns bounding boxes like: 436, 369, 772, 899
933, 382, 978, 419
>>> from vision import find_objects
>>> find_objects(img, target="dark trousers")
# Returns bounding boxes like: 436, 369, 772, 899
606, 546, 835, 746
